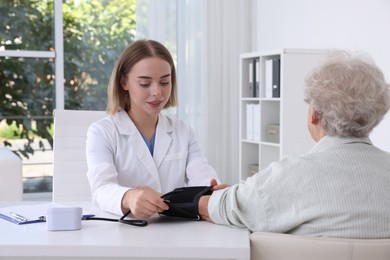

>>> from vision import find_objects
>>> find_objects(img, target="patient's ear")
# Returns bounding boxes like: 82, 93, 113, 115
311, 110, 320, 125
307, 106, 324, 142
310, 109, 320, 125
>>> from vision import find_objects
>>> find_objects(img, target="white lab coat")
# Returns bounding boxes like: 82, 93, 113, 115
86, 110, 219, 215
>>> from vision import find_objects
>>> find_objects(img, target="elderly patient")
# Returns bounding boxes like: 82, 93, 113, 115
199, 50, 390, 238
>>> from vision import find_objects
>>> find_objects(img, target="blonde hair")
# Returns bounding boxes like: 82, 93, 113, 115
106, 39, 177, 114
304, 50, 390, 137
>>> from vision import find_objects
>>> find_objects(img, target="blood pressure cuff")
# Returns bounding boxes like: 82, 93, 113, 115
159, 186, 213, 220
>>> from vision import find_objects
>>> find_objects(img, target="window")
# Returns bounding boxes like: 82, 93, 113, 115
0, 0, 136, 198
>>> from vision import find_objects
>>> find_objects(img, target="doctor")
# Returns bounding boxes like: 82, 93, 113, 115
86, 39, 220, 219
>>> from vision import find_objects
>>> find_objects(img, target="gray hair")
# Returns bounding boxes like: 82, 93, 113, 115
304, 50, 390, 137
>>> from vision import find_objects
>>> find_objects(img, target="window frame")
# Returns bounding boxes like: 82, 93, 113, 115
0, 0, 63, 199
0, 0, 64, 110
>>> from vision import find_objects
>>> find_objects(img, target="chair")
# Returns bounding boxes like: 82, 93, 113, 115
52, 109, 107, 202
250, 232, 390, 260
0, 148, 23, 201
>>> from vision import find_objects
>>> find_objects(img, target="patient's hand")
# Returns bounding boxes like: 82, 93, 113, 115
210, 178, 230, 191
199, 195, 213, 223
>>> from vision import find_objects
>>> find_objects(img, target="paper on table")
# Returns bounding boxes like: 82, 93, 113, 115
0, 202, 94, 225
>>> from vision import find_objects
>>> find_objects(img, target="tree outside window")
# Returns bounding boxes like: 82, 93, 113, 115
0, 0, 136, 194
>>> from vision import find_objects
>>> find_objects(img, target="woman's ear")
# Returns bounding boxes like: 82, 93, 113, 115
121, 76, 128, 90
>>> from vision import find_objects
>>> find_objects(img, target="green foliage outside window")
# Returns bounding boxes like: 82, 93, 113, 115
0, 0, 136, 159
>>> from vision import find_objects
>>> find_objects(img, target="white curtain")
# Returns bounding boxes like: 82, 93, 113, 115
136, 0, 254, 184
204, 0, 254, 184
135, 0, 177, 50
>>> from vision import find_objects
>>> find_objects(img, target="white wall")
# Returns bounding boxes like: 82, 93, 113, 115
256, 0, 390, 152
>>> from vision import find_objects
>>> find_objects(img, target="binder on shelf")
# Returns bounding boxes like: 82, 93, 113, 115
246, 103, 254, 140
265, 58, 281, 98
249, 59, 258, 97
253, 104, 260, 141
272, 58, 281, 98
255, 59, 260, 98
249, 61, 254, 97
265, 59, 273, 98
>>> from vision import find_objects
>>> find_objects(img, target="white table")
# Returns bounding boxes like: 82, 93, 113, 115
0, 201, 250, 260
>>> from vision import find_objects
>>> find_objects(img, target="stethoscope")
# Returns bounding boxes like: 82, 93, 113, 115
83, 210, 148, 227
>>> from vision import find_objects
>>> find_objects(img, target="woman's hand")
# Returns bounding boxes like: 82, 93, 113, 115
210, 178, 230, 191
122, 186, 169, 219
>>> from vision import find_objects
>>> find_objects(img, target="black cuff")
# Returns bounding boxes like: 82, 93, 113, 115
159, 186, 213, 220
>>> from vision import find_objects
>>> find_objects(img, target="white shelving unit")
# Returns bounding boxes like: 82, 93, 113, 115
239, 49, 326, 181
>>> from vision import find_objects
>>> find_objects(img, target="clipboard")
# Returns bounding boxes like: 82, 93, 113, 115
0, 203, 95, 225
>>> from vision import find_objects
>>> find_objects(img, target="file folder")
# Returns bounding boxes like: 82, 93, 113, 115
249, 61, 254, 97
272, 58, 280, 98
265, 59, 273, 98
253, 104, 260, 141
255, 59, 260, 98
265, 58, 281, 98
246, 104, 254, 140
249, 59, 258, 97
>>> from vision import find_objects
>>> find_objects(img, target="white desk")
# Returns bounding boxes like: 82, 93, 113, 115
0, 201, 250, 260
